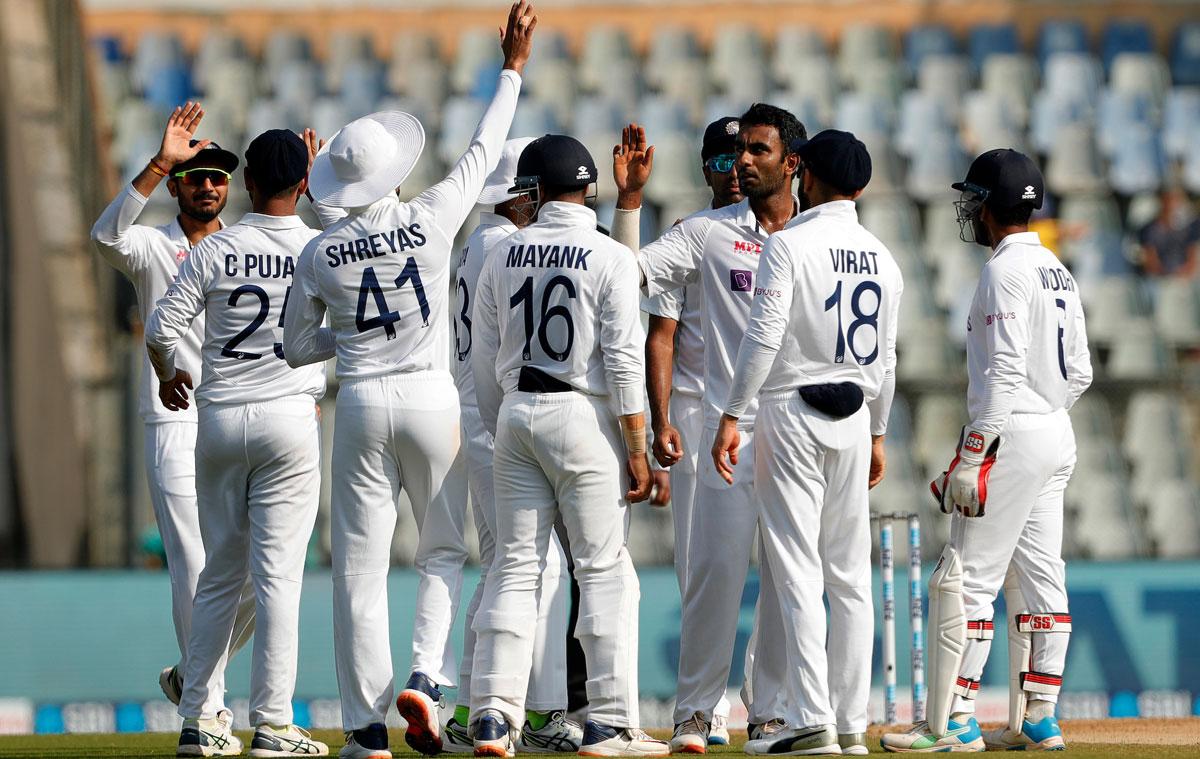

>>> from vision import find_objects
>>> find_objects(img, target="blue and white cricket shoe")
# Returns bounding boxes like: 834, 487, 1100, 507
395, 671, 444, 755
473, 710, 515, 758
249, 724, 329, 756
982, 716, 1067, 751
178, 709, 244, 756
880, 717, 986, 752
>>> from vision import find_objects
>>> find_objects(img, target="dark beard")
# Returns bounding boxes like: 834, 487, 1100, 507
971, 216, 991, 247
180, 204, 220, 223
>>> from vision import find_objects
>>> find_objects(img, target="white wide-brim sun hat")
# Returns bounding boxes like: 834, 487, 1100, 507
477, 136, 537, 206
308, 110, 425, 208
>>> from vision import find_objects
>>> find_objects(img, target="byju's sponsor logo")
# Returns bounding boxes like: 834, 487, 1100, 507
730, 269, 753, 292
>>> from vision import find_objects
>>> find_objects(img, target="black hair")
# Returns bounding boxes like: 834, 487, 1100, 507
990, 202, 1035, 227
541, 183, 589, 201
738, 103, 807, 155
248, 168, 303, 200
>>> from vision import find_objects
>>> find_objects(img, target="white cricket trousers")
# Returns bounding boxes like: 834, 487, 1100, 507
753, 395, 873, 734
331, 372, 469, 730
471, 391, 639, 729
459, 403, 568, 712
179, 397, 321, 726
667, 393, 734, 723
673, 422, 787, 726
949, 410, 1075, 715
144, 422, 255, 679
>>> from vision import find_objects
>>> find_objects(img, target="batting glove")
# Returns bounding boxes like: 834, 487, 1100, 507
930, 427, 1000, 518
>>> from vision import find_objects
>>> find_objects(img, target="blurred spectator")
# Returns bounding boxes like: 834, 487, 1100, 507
1137, 188, 1200, 276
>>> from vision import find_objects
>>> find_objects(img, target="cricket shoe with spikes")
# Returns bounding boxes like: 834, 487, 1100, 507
441, 718, 474, 754
744, 724, 840, 755
338, 723, 390, 759
178, 709, 243, 757
473, 711, 515, 758
395, 672, 444, 755
982, 716, 1066, 751
880, 718, 985, 753
249, 725, 328, 756
577, 722, 670, 757
517, 710, 583, 753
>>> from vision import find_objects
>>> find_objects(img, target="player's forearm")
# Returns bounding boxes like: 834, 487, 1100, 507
971, 372, 1022, 435
645, 319, 676, 432
611, 207, 641, 252
130, 156, 172, 200
146, 341, 177, 382
283, 325, 335, 368
91, 184, 150, 248
868, 370, 895, 436
619, 411, 647, 456
724, 334, 777, 418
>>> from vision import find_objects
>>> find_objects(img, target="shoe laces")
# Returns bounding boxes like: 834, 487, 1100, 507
548, 710, 581, 730
681, 713, 708, 734
626, 728, 659, 742
760, 718, 786, 735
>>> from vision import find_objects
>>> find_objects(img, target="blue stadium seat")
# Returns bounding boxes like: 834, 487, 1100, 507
337, 59, 386, 112
1096, 91, 1155, 158
967, 23, 1019, 73
834, 92, 892, 136
895, 91, 954, 158
571, 96, 627, 137
1163, 87, 1200, 159
1030, 91, 1092, 154
635, 96, 693, 138
648, 27, 703, 70
91, 35, 123, 64
1108, 126, 1165, 196
906, 132, 967, 202
1101, 19, 1154, 73
510, 99, 562, 139
143, 64, 193, 114
1036, 20, 1088, 67
904, 23, 958, 77
131, 31, 185, 93
1170, 22, 1200, 85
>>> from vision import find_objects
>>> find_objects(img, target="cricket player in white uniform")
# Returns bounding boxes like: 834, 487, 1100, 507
881, 149, 1091, 753
282, 6, 537, 757
467, 134, 667, 759
617, 117, 741, 746
714, 130, 902, 756
146, 129, 330, 757
444, 137, 580, 754
612, 104, 804, 753
90, 102, 255, 704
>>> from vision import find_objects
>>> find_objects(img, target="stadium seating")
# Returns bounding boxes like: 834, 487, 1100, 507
93, 17, 1200, 563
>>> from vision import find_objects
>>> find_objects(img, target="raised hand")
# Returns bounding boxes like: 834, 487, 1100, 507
301, 128, 325, 172
500, 0, 537, 76
613, 123, 655, 197
156, 102, 209, 170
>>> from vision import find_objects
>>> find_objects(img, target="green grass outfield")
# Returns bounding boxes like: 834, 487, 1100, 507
0, 728, 1196, 758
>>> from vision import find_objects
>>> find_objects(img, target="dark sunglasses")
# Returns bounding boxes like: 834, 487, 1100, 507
172, 168, 231, 187
704, 154, 736, 174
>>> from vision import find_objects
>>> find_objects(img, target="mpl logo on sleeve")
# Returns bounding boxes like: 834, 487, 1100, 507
729, 269, 753, 292
732, 240, 762, 254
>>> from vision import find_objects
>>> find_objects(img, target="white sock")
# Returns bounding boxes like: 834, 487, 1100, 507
949, 711, 972, 725
1026, 700, 1055, 721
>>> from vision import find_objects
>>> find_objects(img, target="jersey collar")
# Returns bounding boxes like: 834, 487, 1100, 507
992, 231, 1042, 258
796, 199, 859, 225
169, 215, 226, 249
237, 212, 308, 229
537, 201, 597, 228
739, 195, 803, 235
478, 210, 518, 233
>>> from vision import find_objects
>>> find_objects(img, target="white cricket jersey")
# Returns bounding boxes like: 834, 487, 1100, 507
642, 281, 704, 399
91, 185, 210, 423
965, 231, 1092, 435
454, 212, 518, 406
284, 69, 521, 380
470, 202, 645, 432
635, 197, 801, 427
145, 213, 327, 406
724, 201, 903, 435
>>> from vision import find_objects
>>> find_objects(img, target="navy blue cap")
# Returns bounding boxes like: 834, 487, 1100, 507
245, 129, 308, 196
953, 148, 1044, 212
701, 116, 740, 160
790, 129, 872, 195
510, 134, 597, 191
175, 140, 239, 174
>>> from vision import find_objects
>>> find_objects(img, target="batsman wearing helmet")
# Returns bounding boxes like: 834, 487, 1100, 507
882, 149, 1093, 753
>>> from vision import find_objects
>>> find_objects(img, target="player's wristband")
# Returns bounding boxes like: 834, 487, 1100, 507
148, 159, 171, 177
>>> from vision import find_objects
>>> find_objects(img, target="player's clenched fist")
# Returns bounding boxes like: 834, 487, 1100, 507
500, 0, 537, 76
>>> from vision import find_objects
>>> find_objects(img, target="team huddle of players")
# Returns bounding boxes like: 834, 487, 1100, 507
91, 4, 1092, 757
